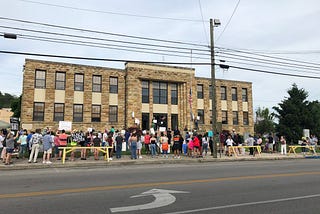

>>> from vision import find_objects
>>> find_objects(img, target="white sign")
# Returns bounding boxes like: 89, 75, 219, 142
150, 128, 155, 135
58, 121, 72, 131
135, 118, 140, 125
159, 127, 166, 132
110, 189, 189, 213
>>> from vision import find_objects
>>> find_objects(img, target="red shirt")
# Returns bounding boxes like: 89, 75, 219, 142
59, 133, 68, 146
144, 135, 151, 144
193, 137, 200, 147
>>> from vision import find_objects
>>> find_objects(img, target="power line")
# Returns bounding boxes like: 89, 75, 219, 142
1, 50, 320, 80
0, 25, 209, 53
0, 16, 208, 48
17, 0, 206, 23
216, 0, 241, 42
217, 47, 320, 66
198, 0, 209, 45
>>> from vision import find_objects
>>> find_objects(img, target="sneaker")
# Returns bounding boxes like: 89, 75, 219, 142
33, 161, 37, 163
46, 161, 52, 164
139, 156, 143, 159
42, 161, 46, 164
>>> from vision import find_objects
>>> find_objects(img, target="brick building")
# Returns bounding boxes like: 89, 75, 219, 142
21, 59, 254, 134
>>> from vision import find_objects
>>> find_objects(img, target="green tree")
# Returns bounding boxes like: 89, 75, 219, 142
273, 84, 311, 143
254, 107, 275, 135
10, 95, 21, 118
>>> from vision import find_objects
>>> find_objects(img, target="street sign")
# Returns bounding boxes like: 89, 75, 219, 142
10, 117, 19, 131
110, 189, 189, 213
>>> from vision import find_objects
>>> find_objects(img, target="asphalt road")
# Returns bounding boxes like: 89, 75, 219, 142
1, 159, 320, 214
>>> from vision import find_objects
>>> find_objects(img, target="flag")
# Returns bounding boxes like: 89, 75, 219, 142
188, 88, 194, 121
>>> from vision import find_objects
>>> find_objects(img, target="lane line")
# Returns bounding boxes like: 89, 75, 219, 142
163, 193, 320, 214
0, 171, 320, 199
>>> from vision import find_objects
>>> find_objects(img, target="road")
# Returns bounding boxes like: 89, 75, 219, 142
0, 159, 320, 214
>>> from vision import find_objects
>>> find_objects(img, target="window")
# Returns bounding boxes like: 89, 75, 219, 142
197, 109, 204, 124
55, 72, 66, 90
209, 85, 213, 99
35, 70, 46, 88
110, 77, 118, 93
197, 84, 203, 99
232, 87, 237, 101
210, 110, 213, 124
153, 82, 167, 104
243, 111, 249, 125
171, 114, 178, 130
233, 111, 239, 125
33, 102, 44, 121
142, 80, 149, 103
109, 106, 118, 122
54, 103, 64, 121
92, 75, 102, 92
221, 86, 227, 100
222, 111, 228, 124
242, 88, 248, 102
171, 83, 178, 105
92, 105, 101, 122
142, 113, 150, 130
73, 104, 83, 122
74, 74, 84, 91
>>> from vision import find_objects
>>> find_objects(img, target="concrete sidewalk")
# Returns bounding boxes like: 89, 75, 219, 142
0, 152, 311, 170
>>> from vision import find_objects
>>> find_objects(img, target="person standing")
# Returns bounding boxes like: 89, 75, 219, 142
5, 132, 16, 165
18, 130, 28, 159
280, 136, 287, 155
150, 134, 157, 158
42, 131, 53, 164
160, 132, 169, 158
28, 128, 43, 163
129, 133, 138, 159
57, 129, 68, 160
115, 132, 124, 159
92, 133, 101, 160
144, 132, 151, 155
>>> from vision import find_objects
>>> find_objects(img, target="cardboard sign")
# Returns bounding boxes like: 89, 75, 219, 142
59, 121, 72, 131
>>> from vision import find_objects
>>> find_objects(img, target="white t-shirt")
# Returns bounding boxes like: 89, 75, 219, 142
0, 135, 4, 148
226, 138, 234, 146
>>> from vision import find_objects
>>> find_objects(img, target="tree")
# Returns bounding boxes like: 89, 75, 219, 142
10, 95, 21, 118
273, 84, 311, 143
254, 107, 275, 135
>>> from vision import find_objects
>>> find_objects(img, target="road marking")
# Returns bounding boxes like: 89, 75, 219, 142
0, 171, 320, 199
163, 193, 320, 214
110, 189, 189, 213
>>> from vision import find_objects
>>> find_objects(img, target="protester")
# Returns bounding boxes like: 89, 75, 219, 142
28, 128, 43, 163
42, 131, 53, 164
5, 131, 16, 165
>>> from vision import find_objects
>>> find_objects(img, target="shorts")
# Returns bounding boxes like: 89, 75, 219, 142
6, 148, 14, 153
172, 143, 180, 151
44, 148, 52, 154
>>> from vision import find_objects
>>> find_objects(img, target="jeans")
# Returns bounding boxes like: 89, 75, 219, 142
130, 142, 137, 159
116, 145, 122, 158
281, 144, 287, 155
29, 143, 40, 162
19, 144, 28, 158
150, 144, 157, 156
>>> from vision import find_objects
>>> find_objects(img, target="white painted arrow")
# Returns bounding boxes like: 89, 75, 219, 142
110, 188, 189, 213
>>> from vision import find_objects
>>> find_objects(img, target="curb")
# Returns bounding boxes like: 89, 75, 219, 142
0, 155, 306, 171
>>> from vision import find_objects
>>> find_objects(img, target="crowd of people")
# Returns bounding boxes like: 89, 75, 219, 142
0, 126, 318, 165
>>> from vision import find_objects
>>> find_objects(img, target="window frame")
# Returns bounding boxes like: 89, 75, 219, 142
55, 71, 66, 90
233, 111, 239, 125
73, 104, 83, 122
242, 88, 248, 102
109, 105, 118, 122
232, 87, 238, 101
92, 75, 102, 92
35, 70, 46, 89
54, 103, 65, 121
142, 80, 149, 103
197, 84, 204, 99
153, 81, 168, 104
221, 86, 227, 100
74, 73, 84, 91
171, 83, 178, 105
243, 111, 249, 125
109, 77, 118, 94
197, 109, 204, 124
33, 102, 45, 121
222, 110, 228, 124
92, 105, 101, 122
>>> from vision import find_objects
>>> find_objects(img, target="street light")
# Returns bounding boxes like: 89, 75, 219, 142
210, 18, 220, 158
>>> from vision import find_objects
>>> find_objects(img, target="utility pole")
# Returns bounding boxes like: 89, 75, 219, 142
210, 18, 220, 158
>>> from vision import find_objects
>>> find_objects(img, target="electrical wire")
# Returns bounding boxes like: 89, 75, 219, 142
0, 16, 208, 48
17, 0, 206, 23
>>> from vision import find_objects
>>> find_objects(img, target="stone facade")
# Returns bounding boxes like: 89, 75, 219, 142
21, 59, 254, 134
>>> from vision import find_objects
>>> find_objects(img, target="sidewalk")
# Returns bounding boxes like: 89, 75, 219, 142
0, 152, 310, 170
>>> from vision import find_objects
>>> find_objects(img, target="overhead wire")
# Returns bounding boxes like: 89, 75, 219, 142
17, 0, 206, 23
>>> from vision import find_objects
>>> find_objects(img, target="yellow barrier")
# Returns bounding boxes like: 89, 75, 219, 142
58, 146, 113, 164
288, 145, 317, 156
229, 146, 262, 157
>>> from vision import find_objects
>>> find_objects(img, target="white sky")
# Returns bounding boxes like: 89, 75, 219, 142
1, 0, 320, 113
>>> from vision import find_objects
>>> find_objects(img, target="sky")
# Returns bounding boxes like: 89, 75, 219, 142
1, 0, 320, 115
